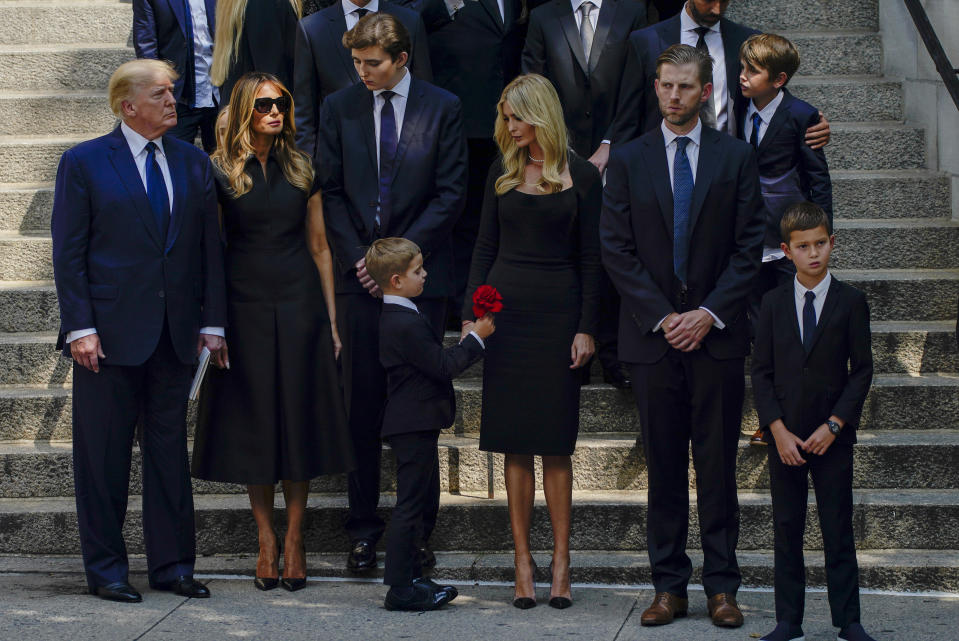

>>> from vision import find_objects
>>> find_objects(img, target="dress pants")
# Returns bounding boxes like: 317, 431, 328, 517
169, 104, 217, 153
337, 293, 446, 546
71, 324, 196, 590
383, 430, 440, 586
748, 256, 795, 339
629, 349, 744, 599
767, 442, 860, 628
595, 269, 622, 372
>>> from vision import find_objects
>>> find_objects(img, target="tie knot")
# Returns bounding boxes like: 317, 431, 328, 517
752, 112, 762, 126
146, 141, 159, 155
380, 90, 395, 104
675, 136, 690, 151
805, 290, 816, 303
355, 7, 370, 17
580, 1, 594, 16
694, 26, 710, 38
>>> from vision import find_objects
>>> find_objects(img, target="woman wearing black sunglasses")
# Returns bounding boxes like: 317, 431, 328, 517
192, 72, 353, 592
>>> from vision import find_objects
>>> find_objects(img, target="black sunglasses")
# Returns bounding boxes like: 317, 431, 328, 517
253, 96, 291, 114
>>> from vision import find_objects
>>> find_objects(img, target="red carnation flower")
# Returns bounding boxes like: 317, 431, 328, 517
472, 285, 504, 319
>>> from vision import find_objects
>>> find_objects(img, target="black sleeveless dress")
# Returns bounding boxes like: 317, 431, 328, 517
192, 155, 353, 484
462, 154, 602, 455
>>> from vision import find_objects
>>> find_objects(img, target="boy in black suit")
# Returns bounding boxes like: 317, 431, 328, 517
738, 33, 833, 445
365, 237, 495, 611
751, 203, 876, 641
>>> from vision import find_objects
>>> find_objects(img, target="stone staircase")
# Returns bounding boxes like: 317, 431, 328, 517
1, 0, 958, 592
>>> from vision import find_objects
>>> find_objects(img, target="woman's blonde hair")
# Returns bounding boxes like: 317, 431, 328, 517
211, 72, 314, 197
493, 74, 568, 195
210, 0, 302, 87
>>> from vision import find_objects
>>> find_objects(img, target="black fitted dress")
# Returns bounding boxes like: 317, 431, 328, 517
219, 0, 297, 104
462, 153, 602, 455
192, 154, 353, 484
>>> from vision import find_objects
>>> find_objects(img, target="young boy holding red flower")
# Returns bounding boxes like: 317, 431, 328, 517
365, 238, 495, 611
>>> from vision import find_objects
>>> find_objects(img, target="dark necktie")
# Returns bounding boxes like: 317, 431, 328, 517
693, 26, 717, 129
145, 142, 170, 243
355, 7, 370, 18
802, 290, 817, 353
751, 112, 762, 150
378, 90, 397, 232
672, 136, 693, 284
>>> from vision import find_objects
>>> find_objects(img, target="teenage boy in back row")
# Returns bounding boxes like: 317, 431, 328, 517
737, 33, 833, 446
751, 202, 876, 641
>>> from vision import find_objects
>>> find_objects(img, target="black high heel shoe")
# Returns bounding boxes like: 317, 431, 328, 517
512, 556, 538, 609
254, 538, 280, 591
547, 560, 573, 609
281, 540, 308, 592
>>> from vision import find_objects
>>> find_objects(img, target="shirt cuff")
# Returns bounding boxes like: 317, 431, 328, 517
468, 330, 485, 349
444, 0, 464, 16
65, 328, 97, 344
200, 327, 225, 337
600, 140, 611, 146
653, 315, 669, 332
699, 307, 725, 330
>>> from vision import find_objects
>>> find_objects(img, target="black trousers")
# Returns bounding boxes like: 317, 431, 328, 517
383, 430, 440, 586
169, 104, 218, 153
337, 293, 446, 546
748, 256, 795, 339
71, 324, 195, 590
768, 442, 861, 628
595, 269, 622, 372
629, 349, 744, 598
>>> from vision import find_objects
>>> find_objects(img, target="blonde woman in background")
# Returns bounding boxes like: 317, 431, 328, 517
210, 0, 300, 104
461, 74, 602, 610
192, 72, 353, 592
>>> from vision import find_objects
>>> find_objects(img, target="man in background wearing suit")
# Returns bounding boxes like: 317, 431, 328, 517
620, 0, 830, 148
133, 0, 218, 151
318, 13, 468, 573
51, 60, 227, 603
293, 0, 433, 159
521, 0, 646, 389
600, 44, 763, 627
417, 0, 525, 325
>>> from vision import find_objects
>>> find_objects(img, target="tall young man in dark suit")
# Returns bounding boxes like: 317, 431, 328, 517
51, 60, 227, 603
600, 44, 763, 627
293, 0, 433, 159
317, 13, 468, 573
521, 0, 646, 388
133, 0, 218, 151
417, 0, 525, 324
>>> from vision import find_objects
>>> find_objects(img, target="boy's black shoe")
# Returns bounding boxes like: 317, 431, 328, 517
347, 540, 377, 572
413, 576, 458, 601
838, 623, 878, 641
760, 621, 805, 641
384, 582, 453, 611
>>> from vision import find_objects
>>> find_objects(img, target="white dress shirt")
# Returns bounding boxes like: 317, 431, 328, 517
373, 67, 411, 170
746, 90, 787, 260
443, 0, 503, 21
384, 294, 485, 348
655, 119, 724, 331
65, 122, 223, 344
794, 272, 831, 342
186, 0, 218, 107
680, 4, 728, 133
343, 0, 379, 29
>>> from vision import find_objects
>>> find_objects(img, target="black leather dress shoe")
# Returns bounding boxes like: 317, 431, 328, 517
413, 576, 457, 601
346, 540, 377, 572
152, 576, 211, 598
417, 545, 437, 569
384, 583, 453, 611
90, 581, 142, 603
602, 365, 632, 389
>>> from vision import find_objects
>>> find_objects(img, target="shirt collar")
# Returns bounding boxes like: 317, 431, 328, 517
661, 118, 703, 148
747, 89, 784, 124
342, 0, 378, 16
383, 294, 419, 312
374, 67, 411, 100
680, 2, 720, 34
570, 0, 602, 13
120, 121, 165, 158
794, 271, 832, 300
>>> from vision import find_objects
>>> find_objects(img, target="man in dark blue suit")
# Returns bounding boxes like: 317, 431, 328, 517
133, 0, 218, 151
293, 0, 433, 160
317, 13, 467, 573
51, 60, 227, 603
600, 45, 763, 627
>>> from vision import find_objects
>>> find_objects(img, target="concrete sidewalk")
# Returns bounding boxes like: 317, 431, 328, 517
0, 570, 956, 641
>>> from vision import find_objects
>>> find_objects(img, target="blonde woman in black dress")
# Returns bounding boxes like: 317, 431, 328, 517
462, 74, 601, 609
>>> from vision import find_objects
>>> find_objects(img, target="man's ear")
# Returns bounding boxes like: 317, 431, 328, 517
700, 81, 713, 103
396, 51, 409, 68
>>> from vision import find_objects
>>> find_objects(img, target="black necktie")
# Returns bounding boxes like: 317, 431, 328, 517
694, 26, 717, 129
802, 290, 817, 353
145, 142, 170, 244
378, 90, 397, 232
355, 7, 370, 18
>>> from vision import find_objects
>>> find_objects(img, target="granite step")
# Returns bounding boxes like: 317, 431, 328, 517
788, 76, 902, 122
1, 489, 956, 555
0, 2, 130, 46
0, 92, 117, 137
728, 0, 878, 33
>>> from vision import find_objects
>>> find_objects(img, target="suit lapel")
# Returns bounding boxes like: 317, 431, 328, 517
162, 137, 188, 253
479, 0, 505, 31
720, 18, 740, 111
558, 9, 588, 75
107, 128, 163, 249
688, 126, 719, 234
587, 0, 615, 73
782, 283, 802, 346
360, 89, 378, 177
329, 10, 359, 81
168, 0, 191, 41
806, 277, 842, 358
661, 14, 681, 54
391, 79, 425, 181
758, 90, 792, 153
204, 0, 215, 37
642, 132, 673, 236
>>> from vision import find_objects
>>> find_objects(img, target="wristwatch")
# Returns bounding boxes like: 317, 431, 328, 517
826, 420, 842, 436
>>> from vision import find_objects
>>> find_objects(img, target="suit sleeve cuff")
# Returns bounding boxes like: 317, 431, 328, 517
468, 331, 485, 349
699, 307, 725, 330
65, 328, 97, 344
200, 327, 225, 337
653, 315, 669, 332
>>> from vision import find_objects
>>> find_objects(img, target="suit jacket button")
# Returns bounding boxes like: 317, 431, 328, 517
585, 111, 591, 118
158, 290, 165, 298
369, 201, 378, 207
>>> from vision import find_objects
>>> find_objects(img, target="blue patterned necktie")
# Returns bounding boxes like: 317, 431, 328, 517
378, 90, 397, 232
803, 290, 817, 353
672, 136, 693, 284
751, 112, 763, 150
145, 142, 170, 243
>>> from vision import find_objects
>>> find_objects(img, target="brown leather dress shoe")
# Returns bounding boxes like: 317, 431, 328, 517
707, 593, 744, 627
640, 592, 688, 626
749, 428, 767, 445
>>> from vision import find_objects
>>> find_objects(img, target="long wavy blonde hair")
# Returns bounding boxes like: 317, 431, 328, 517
210, 0, 302, 87
211, 72, 314, 197
493, 74, 568, 195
